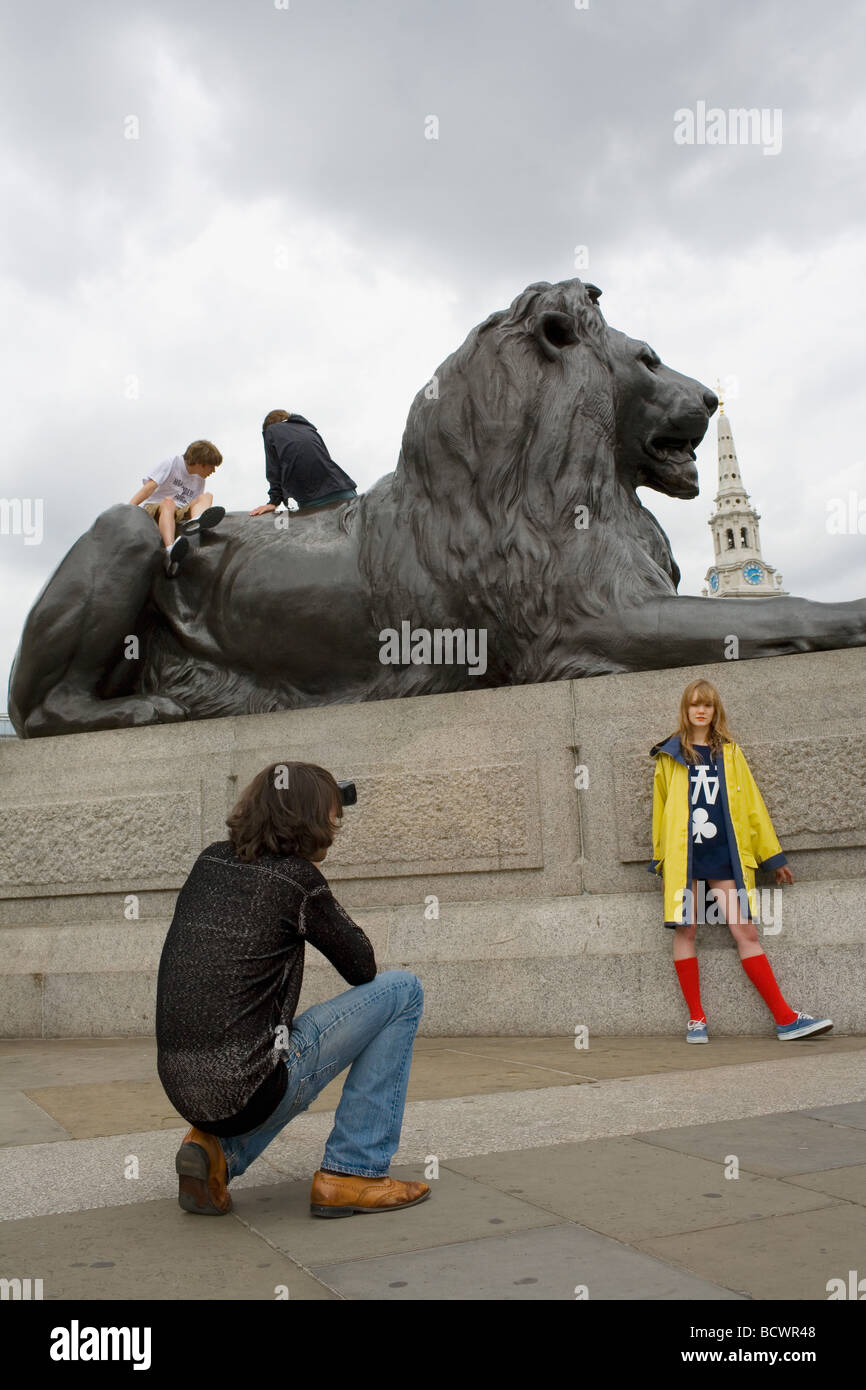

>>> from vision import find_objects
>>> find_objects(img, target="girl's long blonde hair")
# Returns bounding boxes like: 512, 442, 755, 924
676, 679, 735, 763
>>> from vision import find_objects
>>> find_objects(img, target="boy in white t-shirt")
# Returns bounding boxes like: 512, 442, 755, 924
129, 440, 224, 576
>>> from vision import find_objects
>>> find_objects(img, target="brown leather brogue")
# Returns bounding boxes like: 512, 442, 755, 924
310, 1170, 431, 1218
175, 1126, 232, 1215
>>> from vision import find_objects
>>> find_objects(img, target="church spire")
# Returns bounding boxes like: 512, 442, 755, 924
716, 410, 747, 501
702, 405, 788, 598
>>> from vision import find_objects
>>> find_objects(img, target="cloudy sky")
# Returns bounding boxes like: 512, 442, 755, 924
2, 0, 864, 705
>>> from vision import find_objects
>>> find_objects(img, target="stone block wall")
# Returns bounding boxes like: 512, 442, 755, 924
1, 647, 863, 1036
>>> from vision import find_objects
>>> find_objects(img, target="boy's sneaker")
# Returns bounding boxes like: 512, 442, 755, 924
686, 1018, 708, 1043
777, 1012, 833, 1041
181, 506, 225, 536
164, 535, 189, 577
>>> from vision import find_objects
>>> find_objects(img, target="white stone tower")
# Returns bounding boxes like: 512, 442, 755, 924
702, 395, 787, 598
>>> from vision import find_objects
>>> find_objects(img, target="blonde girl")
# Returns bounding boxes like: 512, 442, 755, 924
649, 679, 832, 1043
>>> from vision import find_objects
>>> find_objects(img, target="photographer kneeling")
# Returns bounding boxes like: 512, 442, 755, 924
156, 762, 429, 1218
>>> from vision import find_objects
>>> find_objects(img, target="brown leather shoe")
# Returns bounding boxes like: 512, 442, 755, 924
310, 1170, 431, 1218
175, 1127, 232, 1215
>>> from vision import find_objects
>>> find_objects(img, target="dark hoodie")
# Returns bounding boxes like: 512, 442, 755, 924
264, 414, 357, 508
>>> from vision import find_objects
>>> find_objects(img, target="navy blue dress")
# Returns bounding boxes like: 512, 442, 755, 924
689, 745, 734, 881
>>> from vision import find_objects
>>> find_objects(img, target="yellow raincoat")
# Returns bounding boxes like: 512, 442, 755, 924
647, 734, 787, 927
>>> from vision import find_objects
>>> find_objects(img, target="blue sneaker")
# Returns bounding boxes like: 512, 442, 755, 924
686, 1019, 708, 1043
777, 1011, 833, 1041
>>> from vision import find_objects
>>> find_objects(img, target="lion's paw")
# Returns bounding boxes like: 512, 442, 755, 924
144, 696, 188, 724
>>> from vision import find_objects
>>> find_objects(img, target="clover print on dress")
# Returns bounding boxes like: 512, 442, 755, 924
691, 806, 717, 843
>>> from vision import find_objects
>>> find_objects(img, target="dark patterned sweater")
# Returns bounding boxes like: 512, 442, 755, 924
155, 841, 377, 1137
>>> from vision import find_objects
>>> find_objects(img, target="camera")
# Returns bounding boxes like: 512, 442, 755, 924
337, 780, 357, 806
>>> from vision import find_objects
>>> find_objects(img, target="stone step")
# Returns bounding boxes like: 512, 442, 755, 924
2, 940, 859, 1038
1, 877, 864, 959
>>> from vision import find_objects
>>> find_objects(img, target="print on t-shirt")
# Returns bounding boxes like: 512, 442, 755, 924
688, 746, 732, 877
691, 761, 719, 843
140, 455, 205, 509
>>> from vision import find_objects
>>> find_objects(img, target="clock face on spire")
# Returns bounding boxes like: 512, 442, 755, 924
743, 562, 764, 585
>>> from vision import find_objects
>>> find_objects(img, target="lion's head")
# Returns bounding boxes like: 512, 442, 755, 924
606, 325, 717, 500
361, 278, 716, 683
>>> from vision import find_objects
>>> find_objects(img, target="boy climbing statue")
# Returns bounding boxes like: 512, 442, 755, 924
129, 439, 225, 575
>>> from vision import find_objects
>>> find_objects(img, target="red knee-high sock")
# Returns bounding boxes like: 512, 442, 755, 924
740, 953, 798, 1024
674, 957, 705, 1022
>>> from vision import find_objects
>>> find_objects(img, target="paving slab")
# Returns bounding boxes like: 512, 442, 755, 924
798, 1100, 866, 1131
0, 1091, 70, 1147
4, 1034, 863, 1097
233, 1164, 561, 1265
781, 1163, 866, 1205
9, 1042, 601, 1136
634, 1111, 866, 1176
412, 1033, 866, 1079
0, 1039, 159, 1090
304, 1044, 598, 1111
636, 1203, 866, 1302
310, 1221, 746, 1301
442, 1138, 845, 1242
0, 1200, 336, 1300
23, 1081, 184, 1139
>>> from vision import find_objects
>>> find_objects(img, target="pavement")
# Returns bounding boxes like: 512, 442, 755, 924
1, 1031, 865, 1301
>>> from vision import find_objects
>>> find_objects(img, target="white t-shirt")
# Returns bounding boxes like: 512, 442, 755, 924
141, 455, 205, 508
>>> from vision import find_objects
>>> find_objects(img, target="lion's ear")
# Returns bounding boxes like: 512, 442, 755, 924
532, 310, 579, 360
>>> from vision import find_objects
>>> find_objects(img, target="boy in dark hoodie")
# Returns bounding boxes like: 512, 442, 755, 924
249, 408, 358, 517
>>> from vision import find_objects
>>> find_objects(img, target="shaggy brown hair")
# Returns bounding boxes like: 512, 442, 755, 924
183, 440, 222, 469
676, 679, 735, 763
226, 761, 342, 862
262, 409, 291, 432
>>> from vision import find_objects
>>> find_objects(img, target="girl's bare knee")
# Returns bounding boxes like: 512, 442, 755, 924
675, 923, 697, 942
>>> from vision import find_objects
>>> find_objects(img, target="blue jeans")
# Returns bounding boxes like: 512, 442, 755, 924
218, 969, 423, 1182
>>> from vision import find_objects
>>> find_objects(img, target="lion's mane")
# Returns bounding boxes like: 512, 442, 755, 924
358, 278, 678, 687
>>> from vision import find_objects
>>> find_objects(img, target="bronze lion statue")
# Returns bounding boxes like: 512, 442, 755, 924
9, 277, 866, 736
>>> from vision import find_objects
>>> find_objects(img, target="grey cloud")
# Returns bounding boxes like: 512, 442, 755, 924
2, 0, 865, 701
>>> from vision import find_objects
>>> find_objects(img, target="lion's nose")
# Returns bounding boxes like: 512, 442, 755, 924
703, 388, 719, 414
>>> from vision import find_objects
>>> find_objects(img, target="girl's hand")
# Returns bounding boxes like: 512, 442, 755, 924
775, 865, 793, 884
